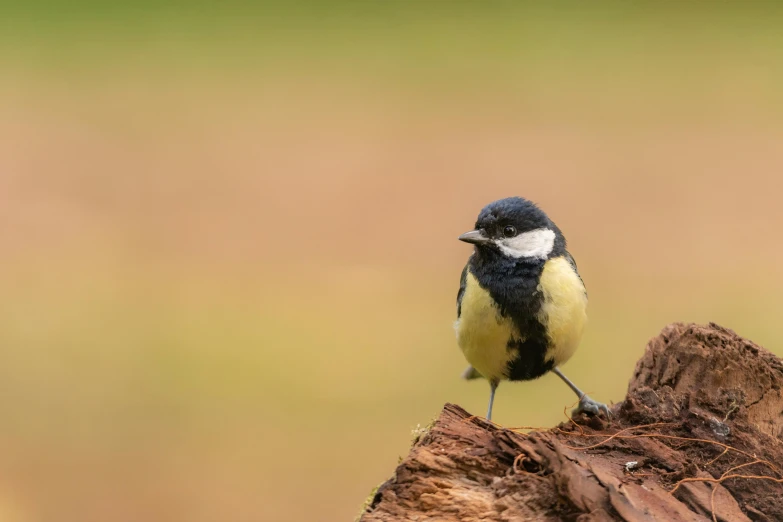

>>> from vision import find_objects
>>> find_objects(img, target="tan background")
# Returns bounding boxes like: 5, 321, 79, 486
1, 3, 783, 521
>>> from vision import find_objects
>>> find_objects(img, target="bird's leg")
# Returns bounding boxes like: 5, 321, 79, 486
486, 380, 499, 421
551, 367, 610, 418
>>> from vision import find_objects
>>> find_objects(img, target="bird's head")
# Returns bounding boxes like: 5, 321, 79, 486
459, 197, 565, 261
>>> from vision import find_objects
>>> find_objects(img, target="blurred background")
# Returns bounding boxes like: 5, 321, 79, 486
2, 2, 783, 521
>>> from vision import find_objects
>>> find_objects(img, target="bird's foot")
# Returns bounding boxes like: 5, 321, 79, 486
573, 395, 611, 418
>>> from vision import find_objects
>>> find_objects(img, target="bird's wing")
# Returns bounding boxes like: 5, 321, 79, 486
564, 250, 587, 298
457, 259, 483, 380
456, 262, 468, 318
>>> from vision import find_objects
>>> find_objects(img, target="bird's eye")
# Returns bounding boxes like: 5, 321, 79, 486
503, 225, 517, 238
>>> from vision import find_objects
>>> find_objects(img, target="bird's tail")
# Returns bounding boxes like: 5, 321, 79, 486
461, 366, 483, 380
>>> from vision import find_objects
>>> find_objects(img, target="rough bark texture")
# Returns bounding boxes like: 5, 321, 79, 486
359, 323, 783, 522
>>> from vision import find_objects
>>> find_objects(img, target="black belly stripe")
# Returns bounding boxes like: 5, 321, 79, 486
467, 248, 558, 382
506, 336, 554, 381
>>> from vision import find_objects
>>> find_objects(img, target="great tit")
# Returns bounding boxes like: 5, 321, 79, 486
455, 197, 609, 421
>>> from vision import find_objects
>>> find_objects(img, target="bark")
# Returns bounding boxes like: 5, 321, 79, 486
359, 323, 783, 522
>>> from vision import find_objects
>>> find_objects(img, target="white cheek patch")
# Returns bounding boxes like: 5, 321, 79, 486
497, 228, 556, 259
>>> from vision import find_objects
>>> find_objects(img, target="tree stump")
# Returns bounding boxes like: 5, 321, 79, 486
358, 323, 783, 522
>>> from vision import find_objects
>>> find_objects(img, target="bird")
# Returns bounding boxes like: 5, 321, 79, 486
454, 196, 609, 421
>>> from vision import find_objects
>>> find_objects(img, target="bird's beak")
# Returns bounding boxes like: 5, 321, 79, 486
458, 229, 491, 245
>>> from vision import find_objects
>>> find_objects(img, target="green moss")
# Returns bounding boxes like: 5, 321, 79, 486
354, 484, 381, 522
355, 418, 437, 521
410, 417, 436, 446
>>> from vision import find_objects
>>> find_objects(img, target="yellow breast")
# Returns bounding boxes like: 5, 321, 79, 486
536, 256, 588, 366
455, 272, 519, 382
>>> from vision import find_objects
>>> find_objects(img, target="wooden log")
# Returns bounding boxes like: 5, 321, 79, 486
358, 323, 783, 522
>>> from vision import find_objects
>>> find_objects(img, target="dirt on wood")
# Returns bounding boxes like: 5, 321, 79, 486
358, 323, 783, 522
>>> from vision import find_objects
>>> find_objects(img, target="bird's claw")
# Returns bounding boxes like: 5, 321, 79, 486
573, 395, 611, 418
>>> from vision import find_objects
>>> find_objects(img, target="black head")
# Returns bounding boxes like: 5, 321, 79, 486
458, 197, 565, 260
